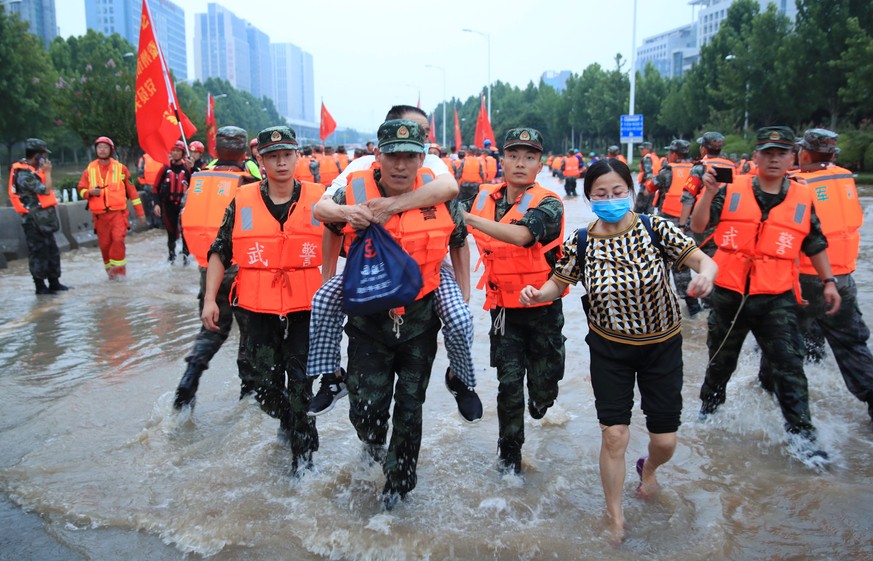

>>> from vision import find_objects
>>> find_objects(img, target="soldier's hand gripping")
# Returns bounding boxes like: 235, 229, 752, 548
201, 299, 222, 331
823, 282, 842, 316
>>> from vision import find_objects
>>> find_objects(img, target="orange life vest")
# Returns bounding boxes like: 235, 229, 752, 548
638, 152, 662, 184
294, 156, 316, 183
319, 156, 342, 187
82, 159, 132, 214
139, 154, 163, 186
181, 170, 249, 267
712, 176, 813, 296
563, 156, 580, 178
230, 181, 325, 315
469, 182, 566, 310
546, 155, 554, 167
796, 166, 862, 276
158, 165, 190, 204
8, 161, 57, 214
341, 168, 451, 302
459, 156, 484, 184
440, 156, 454, 171
551, 156, 563, 172
659, 161, 694, 218
336, 153, 349, 170
613, 154, 627, 165
482, 154, 497, 182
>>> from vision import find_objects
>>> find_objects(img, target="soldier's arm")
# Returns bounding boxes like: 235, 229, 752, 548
365, 173, 459, 224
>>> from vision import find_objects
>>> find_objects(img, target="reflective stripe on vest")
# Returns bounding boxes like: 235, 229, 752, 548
84, 159, 127, 214
231, 181, 325, 314
8, 161, 56, 214
469, 182, 566, 310
713, 176, 812, 295
660, 162, 694, 218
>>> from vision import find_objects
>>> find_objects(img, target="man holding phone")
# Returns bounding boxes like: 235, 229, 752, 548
8, 138, 69, 294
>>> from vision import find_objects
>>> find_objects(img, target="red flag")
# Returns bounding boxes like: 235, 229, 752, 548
135, 0, 196, 165
473, 96, 494, 150
453, 106, 462, 149
205, 93, 217, 159
428, 114, 436, 144
319, 101, 337, 141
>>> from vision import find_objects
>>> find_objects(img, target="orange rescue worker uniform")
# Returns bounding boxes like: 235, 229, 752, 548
457, 154, 485, 207
469, 182, 567, 310
319, 156, 342, 188
230, 181, 325, 314
8, 162, 56, 214
340, 168, 450, 302
796, 166, 862, 276
637, 150, 662, 185
336, 152, 349, 171
551, 155, 563, 176
78, 157, 145, 279
562, 155, 580, 178
182, 168, 250, 267
294, 155, 317, 183
659, 162, 694, 219
711, 175, 813, 297
482, 152, 498, 182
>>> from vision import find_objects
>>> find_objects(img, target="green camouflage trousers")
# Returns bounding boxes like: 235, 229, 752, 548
233, 307, 317, 458
345, 324, 440, 496
490, 300, 566, 452
22, 219, 61, 281
185, 266, 239, 369
701, 287, 814, 434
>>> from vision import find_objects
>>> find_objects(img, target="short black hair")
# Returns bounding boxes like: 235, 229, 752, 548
583, 158, 635, 200
385, 105, 427, 120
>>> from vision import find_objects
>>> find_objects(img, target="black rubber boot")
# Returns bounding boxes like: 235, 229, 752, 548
48, 278, 70, 291
173, 362, 205, 409
685, 296, 703, 318
34, 278, 53, 295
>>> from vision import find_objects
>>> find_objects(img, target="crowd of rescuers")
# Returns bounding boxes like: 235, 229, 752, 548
14, 106, 869, 541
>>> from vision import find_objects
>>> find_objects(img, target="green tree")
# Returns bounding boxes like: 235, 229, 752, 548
837, 18, 873, 117
0, 5, 57, 165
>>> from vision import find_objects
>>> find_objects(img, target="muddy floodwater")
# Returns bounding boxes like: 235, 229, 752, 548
1, 171, 871, 560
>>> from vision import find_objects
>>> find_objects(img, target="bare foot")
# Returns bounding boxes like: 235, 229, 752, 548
606, 514, 625, 545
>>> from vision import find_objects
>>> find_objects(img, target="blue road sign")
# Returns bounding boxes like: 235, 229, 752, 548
620, 114, 644, 143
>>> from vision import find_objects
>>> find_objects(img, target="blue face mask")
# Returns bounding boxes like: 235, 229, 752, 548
591, 196, 631, 223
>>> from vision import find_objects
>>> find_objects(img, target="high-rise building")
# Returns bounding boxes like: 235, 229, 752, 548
637, 0, 797, 78
2, 0, 58, 48
272, 42, 315, 124
194, 3, 252, 92
247, 23, 271, 101
84, 0, 187, 80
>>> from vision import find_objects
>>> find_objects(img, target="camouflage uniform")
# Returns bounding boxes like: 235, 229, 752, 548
683, 132, 729, 257
699, 173, 828, 436
11, 159, 62, 283
654, 141, 694, 300
325, 119, 468, 501
184, 265, 239, 369
207, 126, 318, 469
634, 144, 657, 213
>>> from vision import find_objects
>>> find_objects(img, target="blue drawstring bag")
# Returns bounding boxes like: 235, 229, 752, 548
342, 223, 423, 316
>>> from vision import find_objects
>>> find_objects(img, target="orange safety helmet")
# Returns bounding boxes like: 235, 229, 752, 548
189, 140, 205, 152
172, 140, 186, 152
94, 136, 115, 152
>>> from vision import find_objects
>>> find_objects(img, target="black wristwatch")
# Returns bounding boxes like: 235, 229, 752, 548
822, 277, 837, 286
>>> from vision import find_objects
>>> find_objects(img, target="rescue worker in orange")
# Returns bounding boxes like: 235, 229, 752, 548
202, 125, 322, 473
560, 148, 581, 198
759, 128, 873, 429
481, 139, 498, 182
681, 132, 735, 258
77, 136, 146, 280
691, 126, 841, 464
456, 145, 485, 210
137, 152, 164, 228
634, 142, 661, 213
335, 145, 349, 171
293, 146, 320, 183
8, 138, 69, 294
317, 119, 470, 509
153, 140, 192, 264
188, 140, 206, 173
607, 145, 627, 165
174, 126, 258, 410
463, 128, 566, 476
650, 139, 701, 316
319, 146, 342, 188
245, 138, 263, 179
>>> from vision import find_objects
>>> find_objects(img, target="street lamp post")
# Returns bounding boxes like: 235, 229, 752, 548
462, 28, 491, 121
425, 64, 447, 147
724, 55, 750, 139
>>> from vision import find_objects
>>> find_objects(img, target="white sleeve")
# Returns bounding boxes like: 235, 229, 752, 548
423, 154, 449, 176
327, 155, 374, 196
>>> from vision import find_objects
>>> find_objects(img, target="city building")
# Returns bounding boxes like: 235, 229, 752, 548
541, 70, 572, 93
84, 0, 187, 80
636, 0, 798, 78
272, 42, 315, 125
247, 23, 272, 101
2, 0, 57, 48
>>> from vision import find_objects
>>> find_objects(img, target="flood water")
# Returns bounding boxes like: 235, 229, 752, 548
1, 170, 872, 560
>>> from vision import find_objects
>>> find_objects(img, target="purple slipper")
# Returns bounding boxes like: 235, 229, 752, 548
636, 457, 646, 480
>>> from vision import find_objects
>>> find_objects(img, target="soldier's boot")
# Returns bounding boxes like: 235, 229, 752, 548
168, 249, 176, 264
497, 439, 523, 475
173, 362, 205, 410
685, 296, 702, 318
48, 278, 70, 291
34, 278, 53, 295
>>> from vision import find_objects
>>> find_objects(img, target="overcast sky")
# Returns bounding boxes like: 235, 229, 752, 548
57, 0, 699, 132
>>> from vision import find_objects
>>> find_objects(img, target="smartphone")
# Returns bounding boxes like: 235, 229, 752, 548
713, 166, 733, 184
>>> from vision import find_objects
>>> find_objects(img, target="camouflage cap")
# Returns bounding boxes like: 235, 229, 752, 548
25, 138, 50, 154
696, 131, 725, 149
377, 119, 425, 153
797, 128, 838, 154
607, 145, 620, 154
668, 139, 691, 154
503, 127, 544, 151
257, 126, 299, 155
639, 141, 653, 149
755, 126, 795, 151
215, 126, 248, 153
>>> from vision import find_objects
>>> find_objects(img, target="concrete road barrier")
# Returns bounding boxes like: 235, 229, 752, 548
57, 202, 97, 249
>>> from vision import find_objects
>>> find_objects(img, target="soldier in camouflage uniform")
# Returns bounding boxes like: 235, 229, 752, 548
7, 138, 69, 294
758, 129, 873, 428
173, 126, 257, 410
321, 119, 470, 509
463, 128, 566, 475
691, 127, 842, 462
633, 142, 658, 213
681, 132, 733, 258
202, 125, 320, 473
